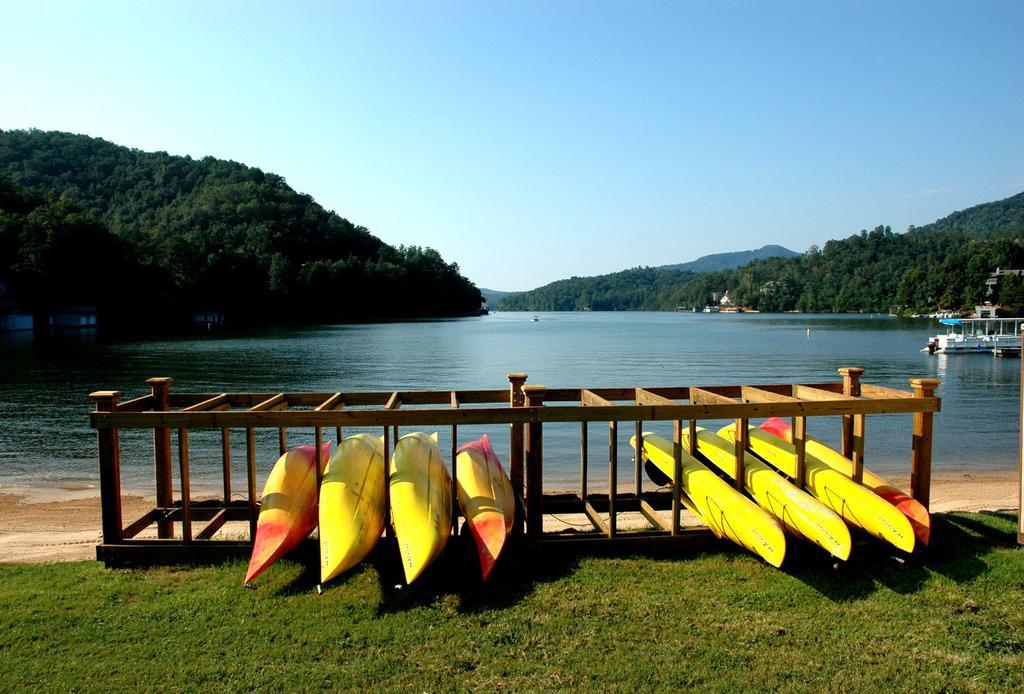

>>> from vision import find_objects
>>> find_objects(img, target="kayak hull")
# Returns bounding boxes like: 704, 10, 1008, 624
319, 434, 387, 584
390, 432, 453, 584
759, 417, 930, 545
632, 432, 786, 568
686, 427, 851, 561
245, 442, 330, 585
719, 424, 915, 554
456, 434, 515, 580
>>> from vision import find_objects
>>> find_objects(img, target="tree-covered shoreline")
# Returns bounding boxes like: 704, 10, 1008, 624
0, 129, 483, 331
501, 192, 1024, 315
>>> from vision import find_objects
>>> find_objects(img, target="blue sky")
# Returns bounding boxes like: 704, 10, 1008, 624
2, 1, 1022, 290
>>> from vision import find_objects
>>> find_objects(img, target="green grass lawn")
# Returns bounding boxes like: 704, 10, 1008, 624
2, 512, 1023, 692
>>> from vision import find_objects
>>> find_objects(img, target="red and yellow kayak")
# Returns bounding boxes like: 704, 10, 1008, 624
245, 442, 330, 585
759, 417, 930, 545
456, 434, 515, 580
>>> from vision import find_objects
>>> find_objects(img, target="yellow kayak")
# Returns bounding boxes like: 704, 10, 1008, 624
718, 424, 915, 554
245, 442, 330, 585
685, 427, 851, 561
760, 417, 930, 546
390, 432, 453, 584
456, 434, 515, 580
319, 434, 387, 585
631, 432, 786, 568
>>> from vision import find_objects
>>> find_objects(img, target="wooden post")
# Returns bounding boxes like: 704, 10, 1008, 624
793, 416, 807, 488
90, 391, 123, 545
609, 420, 618, 537
246, 426, 257, 540
672, 420, 682, 535
221, 428, 232, 507
314, 427, 323, 550
450, 391, 459, 534
580, 421, 588, 501
733, 418, 747, 491
146, 377, 174, 538
383, 426, 394, 539
634, 419, 643, 498
178, 428, 192, 542
851, 415, 865, 484
909, 378, 939, 509
523, 385, 546, 539
509, 373, 527, 536
839, 367, 864, 456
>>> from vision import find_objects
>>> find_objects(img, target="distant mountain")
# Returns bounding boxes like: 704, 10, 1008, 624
661, 245, 799, 273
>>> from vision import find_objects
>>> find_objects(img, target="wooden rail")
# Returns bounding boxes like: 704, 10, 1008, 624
89, 368, 941, 565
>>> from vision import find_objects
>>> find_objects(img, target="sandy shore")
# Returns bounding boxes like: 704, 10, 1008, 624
0, 468, 1018, 563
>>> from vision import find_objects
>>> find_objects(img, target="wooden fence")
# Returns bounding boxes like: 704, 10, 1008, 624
89, 367, 940, 565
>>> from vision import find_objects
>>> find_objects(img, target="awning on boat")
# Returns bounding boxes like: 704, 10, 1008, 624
939, 319, 962, 326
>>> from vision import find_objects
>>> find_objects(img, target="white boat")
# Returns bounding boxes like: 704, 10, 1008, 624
923, 317, 1022, 354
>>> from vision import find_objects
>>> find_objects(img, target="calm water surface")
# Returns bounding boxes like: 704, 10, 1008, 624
1, 312, 1018, 494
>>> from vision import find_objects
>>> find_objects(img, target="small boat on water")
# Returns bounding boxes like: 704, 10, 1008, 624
923, 317, 1022, 354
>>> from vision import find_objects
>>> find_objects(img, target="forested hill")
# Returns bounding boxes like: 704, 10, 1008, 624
500, 267, 695, 311
0, 129, 482, 327
501, 246, 796, 311
909, 191, 1024, 237
500, 191, 1024, 314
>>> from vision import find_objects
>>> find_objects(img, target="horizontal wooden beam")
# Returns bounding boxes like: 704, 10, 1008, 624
860, 383, 916, 400
315, 393, 344, 411
93, 395, 941, 430
116, 394, 154, 412
182, 394, 229, 412
635, 388, 678, 406
741, 386, 800, 404
581, 389, 615, 407
690, 387, 737, 406
250, 393, 286, 411
793, 385, 859, 402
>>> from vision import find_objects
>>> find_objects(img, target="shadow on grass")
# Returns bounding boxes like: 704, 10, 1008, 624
779, 510, 1020, 601
373, 530, 588, 616
155, 510, 1020, 607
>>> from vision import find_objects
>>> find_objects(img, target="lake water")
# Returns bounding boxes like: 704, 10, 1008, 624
0, 312, 1019, 496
